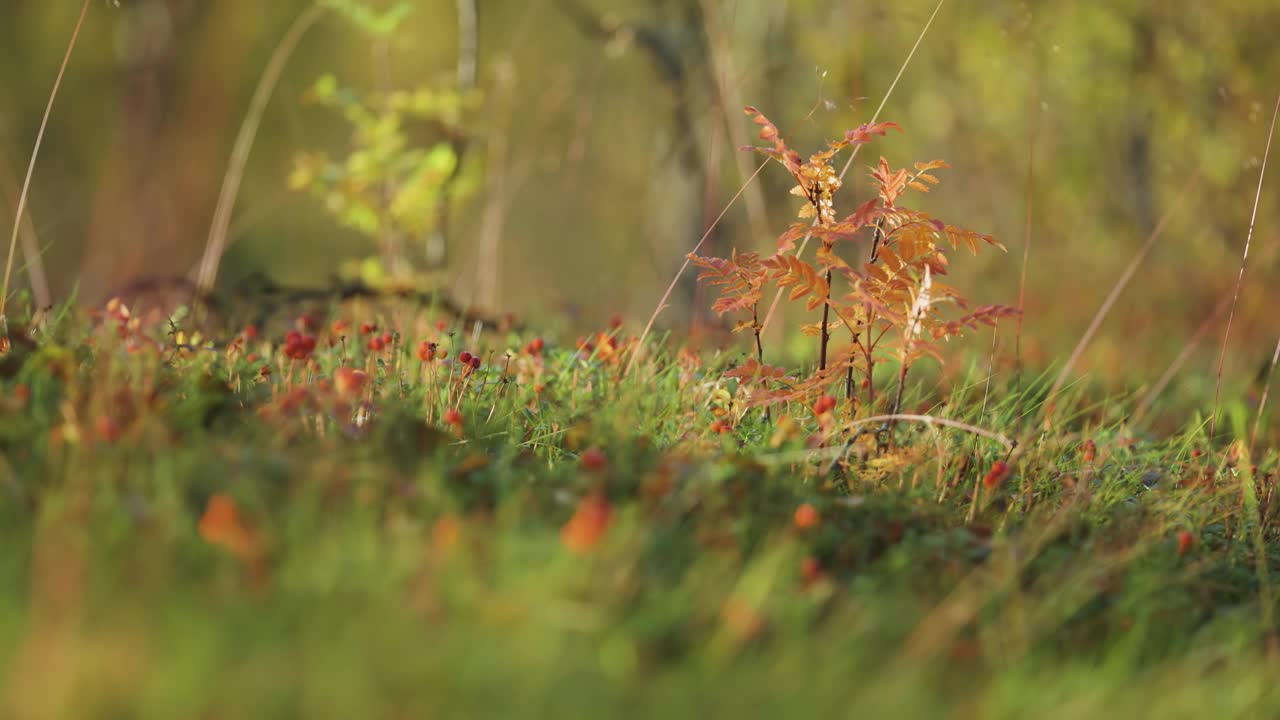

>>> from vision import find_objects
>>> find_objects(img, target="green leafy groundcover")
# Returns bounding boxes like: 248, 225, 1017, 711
0, 300, 1278, 719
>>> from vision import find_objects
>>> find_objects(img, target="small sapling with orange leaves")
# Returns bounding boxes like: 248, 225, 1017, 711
692, 106, 1018, 455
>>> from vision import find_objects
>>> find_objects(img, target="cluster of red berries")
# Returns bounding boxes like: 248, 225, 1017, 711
283, 330, 317, 360
524, 337, 545, 356
458, 351, 483, 371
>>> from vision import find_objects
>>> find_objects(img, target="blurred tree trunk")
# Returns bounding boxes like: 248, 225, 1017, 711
79, 0, 260, 302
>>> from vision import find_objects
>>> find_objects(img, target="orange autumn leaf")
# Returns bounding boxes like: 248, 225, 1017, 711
560, 494, 612, 553
199, 494, 260, 563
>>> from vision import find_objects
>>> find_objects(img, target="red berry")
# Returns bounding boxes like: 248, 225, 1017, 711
800, 556, 823, 586
581, 447, 608, 471
1177, 530, 1194, 556
368, 336, 385, 351
360, 322, 376, 335
813, 395, 837, 415
443, 408, 463, 427
1083, 439, 1097, 463
459, 351, 473, 365
381, 331, 394, 345
469, 356, 482, 370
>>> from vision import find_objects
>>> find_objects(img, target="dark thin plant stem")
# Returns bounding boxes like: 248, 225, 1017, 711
752, 303, 764, 365
819, 267, 833, 371
845, 349, 856, 402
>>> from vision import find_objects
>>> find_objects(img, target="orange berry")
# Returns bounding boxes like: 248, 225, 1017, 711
1082, 439, 1097, 463
983, 461, 1011, 490
417, 341, 437, 362
561, 494, 612, 553
443, 408, 464, 427
794, 503, 820, 530
333, 367, 368, 397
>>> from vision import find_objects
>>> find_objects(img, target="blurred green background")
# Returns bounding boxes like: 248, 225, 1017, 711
3, 0, 1279, 389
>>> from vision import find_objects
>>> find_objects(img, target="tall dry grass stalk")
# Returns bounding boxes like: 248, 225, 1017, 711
1131, 291, 1232, 426
698, 0, 771, 245
195, 3, 327, 294
0, 151, 51, 308
1044, 173, 1200, 416
1210, 90, 1280, 441
0, 0, 91, 331
1013, 79, 1039, 435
